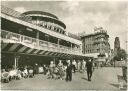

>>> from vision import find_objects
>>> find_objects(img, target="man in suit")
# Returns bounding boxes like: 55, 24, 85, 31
72, 60, 76, 73
86, 59, 93, 81
66, 60, 72, 82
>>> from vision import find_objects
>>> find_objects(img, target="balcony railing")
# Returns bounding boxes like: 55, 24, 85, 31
1, 30, 82, 55
1, 5, 32, 22
1, 5, 82, 45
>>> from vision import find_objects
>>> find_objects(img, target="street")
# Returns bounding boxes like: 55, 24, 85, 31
1, 67, 125, 90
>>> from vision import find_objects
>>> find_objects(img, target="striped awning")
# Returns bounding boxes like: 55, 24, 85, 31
1, 43, 88, 59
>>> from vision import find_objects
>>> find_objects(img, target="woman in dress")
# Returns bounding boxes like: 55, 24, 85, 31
49, 61, 55, 79
57, 60, 65, 80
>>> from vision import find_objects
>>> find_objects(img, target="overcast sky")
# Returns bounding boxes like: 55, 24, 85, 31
2, 1, 128, 50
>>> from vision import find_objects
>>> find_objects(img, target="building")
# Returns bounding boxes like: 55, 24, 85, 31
114, 37, 120, 57
1, 5, 91, 69
81, 27, 110, 62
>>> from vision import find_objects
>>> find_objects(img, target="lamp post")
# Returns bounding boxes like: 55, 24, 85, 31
14, 54, 20, 69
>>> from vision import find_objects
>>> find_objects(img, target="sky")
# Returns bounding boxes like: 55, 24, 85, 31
2, 1, 128, 51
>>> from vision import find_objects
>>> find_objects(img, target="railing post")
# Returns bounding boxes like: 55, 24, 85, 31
71, 43, 73, 54
19, 35, 22, 43
37, 39, 39, 48
58, 39, 60, 52
4, 31, 7, 39
22, 35, 24, 43
14, 56, 17, 69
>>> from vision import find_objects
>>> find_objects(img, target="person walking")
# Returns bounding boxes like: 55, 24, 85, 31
43, 65, 47, 75
34, 63, 38, 75
49, 61, 55, 79
72, 60, 76, 73
77, 60, 81, 72
66, 60, 72, 82
58, 60, 65, 80
86, 59, 93, 81
82, 60, 86, 72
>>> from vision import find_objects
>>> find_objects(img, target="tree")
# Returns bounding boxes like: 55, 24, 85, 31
118, 49, 127, 60
113, 49, 127, 61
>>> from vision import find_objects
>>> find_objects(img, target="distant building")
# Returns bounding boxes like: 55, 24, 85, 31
81, 27, 110, 59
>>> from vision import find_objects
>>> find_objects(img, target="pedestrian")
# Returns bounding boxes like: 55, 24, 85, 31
58, 60, 65, 80
86, 59, 93, 81
34, 63, 38, 75
49, 61, 55, 79
24, 66, 28, 78
82, 60, 86, 72
1, 69, 10, 83
43, 65, 47, 75
72, 60, 76, 73
77, 60, 81, 72
66, 60, 72, 82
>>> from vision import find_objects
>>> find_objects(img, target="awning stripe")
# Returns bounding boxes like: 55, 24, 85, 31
58, 53, 62, 57
33, 50, 40, 54
8, 44, 20, 52
43, 51, 49, 55
56, 53, 60, 57
13, 44, 24, 52
54, 53, 58, 56
39, 50, 46, 54
22, 47, 31, 53
2, 43, 14, 51
26, 48, 34, 54
51, 52, 56, 56
18, 46, 27, 53
50, 52, 55, 56
29, 49, 37, 54
1, 43, 8, 50
60, 53, 64, 57
37, 50, 43, 54
63, 53, 67, 57
47, 52, 54, 56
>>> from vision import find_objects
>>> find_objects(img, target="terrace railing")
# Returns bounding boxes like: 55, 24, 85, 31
1, 30, 82, 55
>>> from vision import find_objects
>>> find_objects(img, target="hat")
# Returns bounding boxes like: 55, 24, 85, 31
50, 61, 54, 64
89, 59, 91, 62
67, 60, 70, 63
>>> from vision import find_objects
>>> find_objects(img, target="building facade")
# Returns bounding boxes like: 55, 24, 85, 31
1, 5, 90, 69
114, 37, 120, 57
81, 27, 110, 59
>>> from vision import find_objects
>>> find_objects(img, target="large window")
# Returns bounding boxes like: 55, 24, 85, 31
2, 18, 37, 38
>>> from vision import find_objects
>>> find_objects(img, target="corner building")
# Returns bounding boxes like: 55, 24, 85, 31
81, 27, 110, 61
1, 5, 91, 69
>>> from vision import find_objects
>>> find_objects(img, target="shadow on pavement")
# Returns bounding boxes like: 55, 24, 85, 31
110, 83, 119, 88
81, 77, 88, 81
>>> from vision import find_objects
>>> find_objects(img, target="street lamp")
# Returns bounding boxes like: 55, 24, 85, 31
14, 53, 20, 69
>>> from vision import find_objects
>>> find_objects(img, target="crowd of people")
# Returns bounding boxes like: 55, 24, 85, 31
1, 59, 95, 83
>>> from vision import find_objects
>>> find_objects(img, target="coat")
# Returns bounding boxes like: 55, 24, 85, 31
86, 61, 93, 71
66, 64, 72, 73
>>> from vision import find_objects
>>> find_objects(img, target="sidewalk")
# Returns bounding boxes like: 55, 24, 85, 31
1, 67, 125, 90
